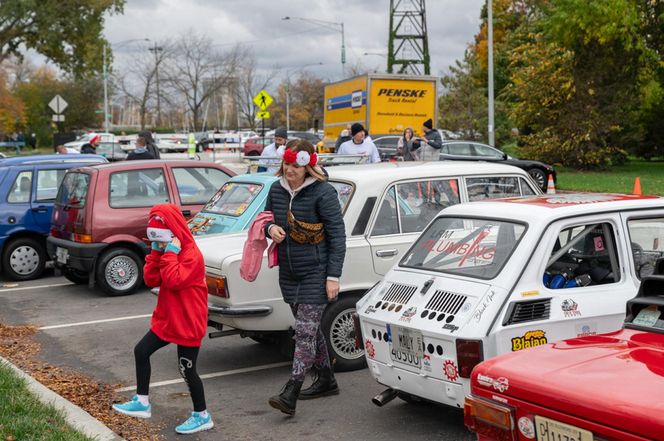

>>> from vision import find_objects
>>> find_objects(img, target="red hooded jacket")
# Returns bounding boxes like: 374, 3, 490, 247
144, 204, 207, 347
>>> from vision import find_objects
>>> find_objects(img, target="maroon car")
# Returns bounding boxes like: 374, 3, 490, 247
47, 160, 233, 296
243, 137, 274, 156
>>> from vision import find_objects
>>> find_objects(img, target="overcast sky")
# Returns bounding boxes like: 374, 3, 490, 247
104, 0, 484, 84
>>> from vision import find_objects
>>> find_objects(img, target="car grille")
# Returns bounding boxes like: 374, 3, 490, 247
424, 290, 467, 315
381, 283, 417, 305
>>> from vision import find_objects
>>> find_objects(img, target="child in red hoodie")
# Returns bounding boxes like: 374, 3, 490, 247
112, 204, 212, 435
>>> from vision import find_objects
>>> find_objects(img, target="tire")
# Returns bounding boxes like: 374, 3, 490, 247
95, 247, 143, 296
62, 267, 89, 284
321, 294, 367, 372
528, 168, 547, 192
2, 237, 46, 281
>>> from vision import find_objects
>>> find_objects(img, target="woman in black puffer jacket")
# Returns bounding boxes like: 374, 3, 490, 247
264, 139, 346, 416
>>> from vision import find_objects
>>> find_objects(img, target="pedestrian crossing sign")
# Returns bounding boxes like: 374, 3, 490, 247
257, 111, 270, 119
253, 90, 273, 110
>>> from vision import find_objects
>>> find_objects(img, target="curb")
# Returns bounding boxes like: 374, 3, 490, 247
0, 355, 124, 441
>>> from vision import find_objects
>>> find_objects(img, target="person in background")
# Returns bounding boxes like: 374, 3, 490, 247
29, 133, 37, 149
334, 124, 352, 152
127, 135, 155, 160
260, 126, 288, 174
264, 140, 346, 416
397, 127, 419, 161
414, 118, 442, 161
138, 130, 161, 159
112, 204, 213, 435
56, 145, 80, 154
336, 123, 380, 163
80, 133, 100, 154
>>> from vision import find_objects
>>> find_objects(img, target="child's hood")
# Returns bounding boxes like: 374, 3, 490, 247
149, 204, 194, 246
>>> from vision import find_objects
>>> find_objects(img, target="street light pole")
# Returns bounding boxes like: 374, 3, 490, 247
282, 16, 345, 78
487, 0, 495, 146
148, 42, 164, 128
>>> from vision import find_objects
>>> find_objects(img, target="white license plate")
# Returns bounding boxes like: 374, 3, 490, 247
56, 247, 68, 264
535, 416, 593, 441
389, 324, 423, 369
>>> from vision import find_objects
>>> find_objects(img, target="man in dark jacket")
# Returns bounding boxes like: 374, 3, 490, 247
127, 135, 155, 160
80, 134, 100, 154
334, 124, 351, 152
414, 118, 443, 160
138, 130, 160, 159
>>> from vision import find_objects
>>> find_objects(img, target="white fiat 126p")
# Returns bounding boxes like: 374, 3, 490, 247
356, 193, 664, 408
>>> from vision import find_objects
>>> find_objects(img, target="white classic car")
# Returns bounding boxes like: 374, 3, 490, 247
198, 161, 541, 371
356, 193, 664, 408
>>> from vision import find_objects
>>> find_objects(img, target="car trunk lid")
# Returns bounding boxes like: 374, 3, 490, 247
51, 169, 95, 243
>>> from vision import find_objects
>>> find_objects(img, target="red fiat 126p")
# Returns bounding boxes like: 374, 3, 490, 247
465, 268, 664, 441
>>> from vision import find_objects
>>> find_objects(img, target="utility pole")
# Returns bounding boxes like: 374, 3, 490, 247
387, 0, 430, 75
103, 44, 109, 132
149, 43, 164, 128
487, 0, 495, 146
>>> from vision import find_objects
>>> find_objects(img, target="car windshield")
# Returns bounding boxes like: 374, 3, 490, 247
202, 182, 264, 217
400, 217, 526, 279
56, 172, 90, 208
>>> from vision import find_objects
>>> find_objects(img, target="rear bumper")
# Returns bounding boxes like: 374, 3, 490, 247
207, 303, 272, 317
46, 236, 107, 272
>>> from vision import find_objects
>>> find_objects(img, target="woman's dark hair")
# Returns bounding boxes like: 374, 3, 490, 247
277, 139, 326, 181
402, 127, 414, 140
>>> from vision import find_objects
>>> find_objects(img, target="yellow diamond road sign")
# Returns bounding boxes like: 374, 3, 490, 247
253, 90, 273, 111
257, 111, 270, 119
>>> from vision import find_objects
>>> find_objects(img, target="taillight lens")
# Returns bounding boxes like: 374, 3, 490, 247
464, 395, 515, 441
50, 227, 59, 238
457, 339, 483, 378
206, 274, 229, 298
73, 233, 93, 243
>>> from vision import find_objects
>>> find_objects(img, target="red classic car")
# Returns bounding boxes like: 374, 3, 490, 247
465, 269, 664, 441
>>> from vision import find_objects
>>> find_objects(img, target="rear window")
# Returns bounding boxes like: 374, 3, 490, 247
400, 217, 526, 279
202, 182, 263, 217
56, 172, 90, 208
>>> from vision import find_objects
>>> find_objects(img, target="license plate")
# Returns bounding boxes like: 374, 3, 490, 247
535, 416, 593, 441
389, 324, 423, 369
56, 247, 68, 264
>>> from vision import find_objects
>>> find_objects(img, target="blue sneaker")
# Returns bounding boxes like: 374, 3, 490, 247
175, 412, 214, 435
112, 395, 151, 418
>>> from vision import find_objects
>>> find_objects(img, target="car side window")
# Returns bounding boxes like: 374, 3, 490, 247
109, 169, 170, 208
447, 143, 473, 156
627, 217, 664, 279
519, 177, 538, 196
36, 169, 67, 201
396, 179, 461, 233
7, 170, 32, 203
172, 167, 229, 205
471, 143, 504, 159
371, 186, 399, 236
466, 176, 522, 201
545, 222, 620, 289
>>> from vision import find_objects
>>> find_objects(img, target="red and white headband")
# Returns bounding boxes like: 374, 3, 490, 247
283, 148, 318, 167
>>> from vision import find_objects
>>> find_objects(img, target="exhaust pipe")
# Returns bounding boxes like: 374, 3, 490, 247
372, 388, 398, 407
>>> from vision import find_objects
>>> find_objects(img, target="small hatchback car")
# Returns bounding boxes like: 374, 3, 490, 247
0, 154, 107, 280
466, 271, 664, 441
47, 160, 233, 295
357, 193, 664, 408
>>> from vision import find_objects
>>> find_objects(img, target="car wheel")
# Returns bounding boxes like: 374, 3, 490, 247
62, 267, 89, 285
2, 237, 46, 281
528, 168, 548, 191
321, 294, 367, 372
95, 247, 143, 296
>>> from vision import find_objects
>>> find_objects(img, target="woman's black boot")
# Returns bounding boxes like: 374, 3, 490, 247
299, 367, 339, 400
268, 379, 303, 415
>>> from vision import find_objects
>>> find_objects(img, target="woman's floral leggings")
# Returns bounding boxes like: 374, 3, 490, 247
290, 304, 331, 382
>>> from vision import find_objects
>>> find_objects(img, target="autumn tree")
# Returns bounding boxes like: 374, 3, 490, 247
232, 50, 275, 131
270, 72, 324, 132
0, 68, 24, 135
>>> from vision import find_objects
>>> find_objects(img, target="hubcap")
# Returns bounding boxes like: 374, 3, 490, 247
105, 255, 138, 291
330, 307, 364, 360
529, 170, 546, 189
9, 245, 40, 275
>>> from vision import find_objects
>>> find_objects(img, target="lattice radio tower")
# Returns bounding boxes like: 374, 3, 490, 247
387, 0, 431, 75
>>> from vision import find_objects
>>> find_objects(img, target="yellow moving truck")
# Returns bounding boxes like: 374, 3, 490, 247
322, 73, 438, 151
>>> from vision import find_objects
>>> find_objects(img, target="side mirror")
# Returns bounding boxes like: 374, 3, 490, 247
502, 153, 508, 160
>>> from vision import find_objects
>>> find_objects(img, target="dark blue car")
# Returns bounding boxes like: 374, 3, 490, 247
0, 154, 107, 280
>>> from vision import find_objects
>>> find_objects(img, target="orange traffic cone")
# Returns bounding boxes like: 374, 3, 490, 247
546, 174, 556, 194
633, 177, 642, 196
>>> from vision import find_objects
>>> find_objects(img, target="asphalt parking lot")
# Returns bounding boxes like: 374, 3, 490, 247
0, 269, 473, 441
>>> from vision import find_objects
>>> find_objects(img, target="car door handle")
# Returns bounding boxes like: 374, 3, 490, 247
31, 206, 48, 213
181, 209, 192, 216
376, 249, 398, 257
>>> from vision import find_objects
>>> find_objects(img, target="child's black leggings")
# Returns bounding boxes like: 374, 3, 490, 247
134, 330, 206, 412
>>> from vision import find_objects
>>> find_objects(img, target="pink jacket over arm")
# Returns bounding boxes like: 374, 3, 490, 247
240, 211, 278, 282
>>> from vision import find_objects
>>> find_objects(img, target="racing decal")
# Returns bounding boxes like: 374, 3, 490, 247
365, 340, 376, 359
511, 330, 548, 351
561, 299, 581, 318
420, 233, 496, 266
477, 374, 509, 392
442, 323, 459, 333
504, 193, 659, 208
521, 290, 539, 297
443, 360, 458, 382
491, 394, 508, 404
472, 290, 496, 323
518, 417, 535, 439
364, 305, 377, 314
575, 323, 597, 337
399, 306, 417, 323
423, 354, 432, 372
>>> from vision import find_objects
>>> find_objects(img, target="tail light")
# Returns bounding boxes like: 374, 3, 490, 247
464, 395, 515, 441
206, 274, 229, 298
73, 233, 93, 243
457, 339, 483, 378
50, 227, 60, 238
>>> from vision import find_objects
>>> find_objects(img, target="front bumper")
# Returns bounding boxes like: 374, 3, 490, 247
46, 236, 107, 272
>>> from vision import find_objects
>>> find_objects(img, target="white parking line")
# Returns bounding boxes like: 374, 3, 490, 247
115, 361, 291, 392
40, 314, 153, 330
0, 282, 74, 293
